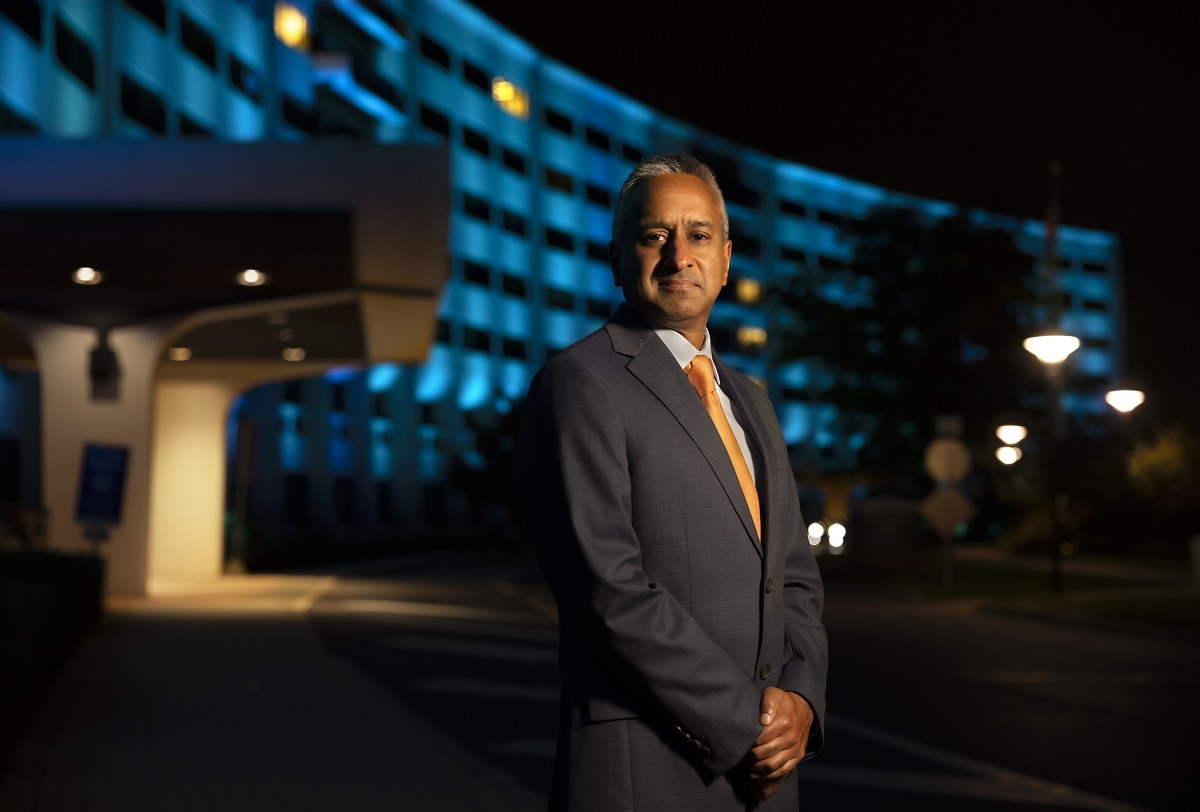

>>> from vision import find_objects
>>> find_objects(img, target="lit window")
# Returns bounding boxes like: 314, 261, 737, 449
274, 2, 308, 50
737, 326, 767, 349
492, 77, 529, 119
736, 278, 762, 305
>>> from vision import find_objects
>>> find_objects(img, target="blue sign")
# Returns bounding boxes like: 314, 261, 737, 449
75, 444, 130, 526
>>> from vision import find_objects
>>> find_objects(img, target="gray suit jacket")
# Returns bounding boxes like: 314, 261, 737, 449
518, 304, 828, 811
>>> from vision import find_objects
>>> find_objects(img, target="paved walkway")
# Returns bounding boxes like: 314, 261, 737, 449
0, 572, 545, 812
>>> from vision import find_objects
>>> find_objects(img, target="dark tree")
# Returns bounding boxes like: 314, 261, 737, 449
772, 206, 1040, 483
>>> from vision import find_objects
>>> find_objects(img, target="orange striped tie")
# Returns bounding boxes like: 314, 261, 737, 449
685, 355, 761, 539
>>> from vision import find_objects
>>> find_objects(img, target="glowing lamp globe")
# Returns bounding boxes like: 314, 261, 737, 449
1023, 334, 1080, 365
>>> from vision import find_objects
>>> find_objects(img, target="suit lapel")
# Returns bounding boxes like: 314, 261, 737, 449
605, 307, 763, 555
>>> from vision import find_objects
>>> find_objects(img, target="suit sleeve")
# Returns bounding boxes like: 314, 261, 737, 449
518, 353, 763, 777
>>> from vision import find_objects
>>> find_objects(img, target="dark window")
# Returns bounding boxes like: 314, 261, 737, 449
586, 240, 610, 262
731, 230, 761, 259
120, 74, 167, 134
331, 384, 347, 411
178, 112, 213, 137
229, 54, 261, 102
462, 59, 490, 91
585, 125, 611, 151
284, 474, 309, 526
544, 227, 574, 252
779, 199, 807, 218
283, 380, 304, 403
462, 192, 491, 222
123, 0, 166, 31
372, 393, 388, 418
0, 98, 39, 134
622, 143, 643, 162
817, 255, 845, 272
780, 246, 806, 264
501, 273, 527, 298
501, 211, 527, 236
501, 147, 526, 174
419, 34, 451, 69
544, 167, 574, 194
782, 387, 811, 401
463, 327, 491, 352
53, 16, 95, 89
462, 126, 490, 156
544, 107, 573, 135
585, 183, 611, 207
463, 260, 490, 286
817, 209, 844, 227
586, 297, 611, 318
545, 288, 575, 310
1082, 261, 1106, 274
281, 95, 318, 135
376, 481, 393, 524
435, 318, 451, 343
1082, 336, 1110, 350
419, 103, 450, 137
723, 183, 761, 210
333, 476, 355, 525
501, 337, 527, 360
180, 13, 218, 70
2, 0, 42, 42
1082, 299, 1108, 312
420, 403, 437, 425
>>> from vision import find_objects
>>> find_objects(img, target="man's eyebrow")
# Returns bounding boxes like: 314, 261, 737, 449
635, 218, 718, 231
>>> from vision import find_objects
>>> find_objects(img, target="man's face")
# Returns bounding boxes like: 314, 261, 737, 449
610, 174, 731, 341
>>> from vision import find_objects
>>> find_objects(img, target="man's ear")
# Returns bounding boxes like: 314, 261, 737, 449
609, 240, 622, 286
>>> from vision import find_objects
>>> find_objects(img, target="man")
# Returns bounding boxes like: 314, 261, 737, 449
517, 155, 827, 810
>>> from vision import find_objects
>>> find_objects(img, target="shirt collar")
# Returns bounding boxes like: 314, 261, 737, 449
644, 320, 720, 385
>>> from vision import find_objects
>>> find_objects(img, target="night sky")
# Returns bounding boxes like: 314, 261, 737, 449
470, 0, 1199, 432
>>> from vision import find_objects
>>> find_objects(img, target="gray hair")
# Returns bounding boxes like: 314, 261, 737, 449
611, 154, 730, 243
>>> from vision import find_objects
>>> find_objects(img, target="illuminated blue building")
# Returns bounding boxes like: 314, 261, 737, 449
0, 0, 1124, 552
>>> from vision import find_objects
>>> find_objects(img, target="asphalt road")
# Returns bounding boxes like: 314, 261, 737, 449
307, 552, 1198, 811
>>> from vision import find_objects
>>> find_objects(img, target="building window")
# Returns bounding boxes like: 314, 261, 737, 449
435, 318, 452, 343
419, 103, 450, 137
462, 126, 490, 157
730, 228, 761, 258
229, 54, 261, 102
544, 227, 574, 253
1082, 299, 1108, 312
283, 380, 304, 403
545, 288, 575, 311
501, 273, 527, 298
544, 167, 574, 194
586, 240, 610, 262
119, 74, 167, 134
333, 476, 355, 525
462, 192, 491, 222
501, 210, 527, 236
53, 16, 95, 90
501, 147, 526, 174
0, 99, 39, 134
178, 112, 213, 137
585, 183, 611, 207
419, 34, 451, 69
544, 107, 573, 135
622, 143, 643, 163
462, 59, 489, 91
780, 246, 806, 264
284, 474, 310, 526
502, 337, 527, 360
1082, 262, 1106, 274
817, 255, 845, 272
2, 0, 43, 43
281, 95, 318, 135
463, 260, 491, 286
817, 209, 845, 227
586, 297, 611, 318
330, 383, 347, 411
123, 0, 166, 31
372, 393, 388, 418
463, 327, 491, 352
585, 125, 611, 151
779, 199, 807, 218
1082, 336, 1110, 350
179, 12, 218, 70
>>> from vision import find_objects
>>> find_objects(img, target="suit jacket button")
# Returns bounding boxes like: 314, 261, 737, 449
759, 664, 773, 680
700, 745, 712, 758
765, 578, 775, 593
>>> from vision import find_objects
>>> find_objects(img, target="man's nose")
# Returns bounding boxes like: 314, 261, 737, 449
665, 235, 693, 270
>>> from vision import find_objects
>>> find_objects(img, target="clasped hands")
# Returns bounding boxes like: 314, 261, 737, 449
744, 686, 812, 801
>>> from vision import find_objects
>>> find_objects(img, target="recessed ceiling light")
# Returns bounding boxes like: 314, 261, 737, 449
73, 267, 102, 285
282, 347, 306, 361
237, 269, 267, 286
168, 347, 192, 361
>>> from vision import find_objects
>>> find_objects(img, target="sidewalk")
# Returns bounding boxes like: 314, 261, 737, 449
0, 571, 545, 812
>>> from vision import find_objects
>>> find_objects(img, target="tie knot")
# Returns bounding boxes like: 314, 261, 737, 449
685, 354, 716, 398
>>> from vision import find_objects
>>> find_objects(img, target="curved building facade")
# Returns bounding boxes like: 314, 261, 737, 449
0, 0, 1123, 561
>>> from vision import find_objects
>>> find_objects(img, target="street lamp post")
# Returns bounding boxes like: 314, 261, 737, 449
1024, 333, 1079, 594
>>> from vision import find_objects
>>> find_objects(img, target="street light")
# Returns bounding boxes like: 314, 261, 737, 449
1024, 329, 1079, 594
1105, 388, 1145, 415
